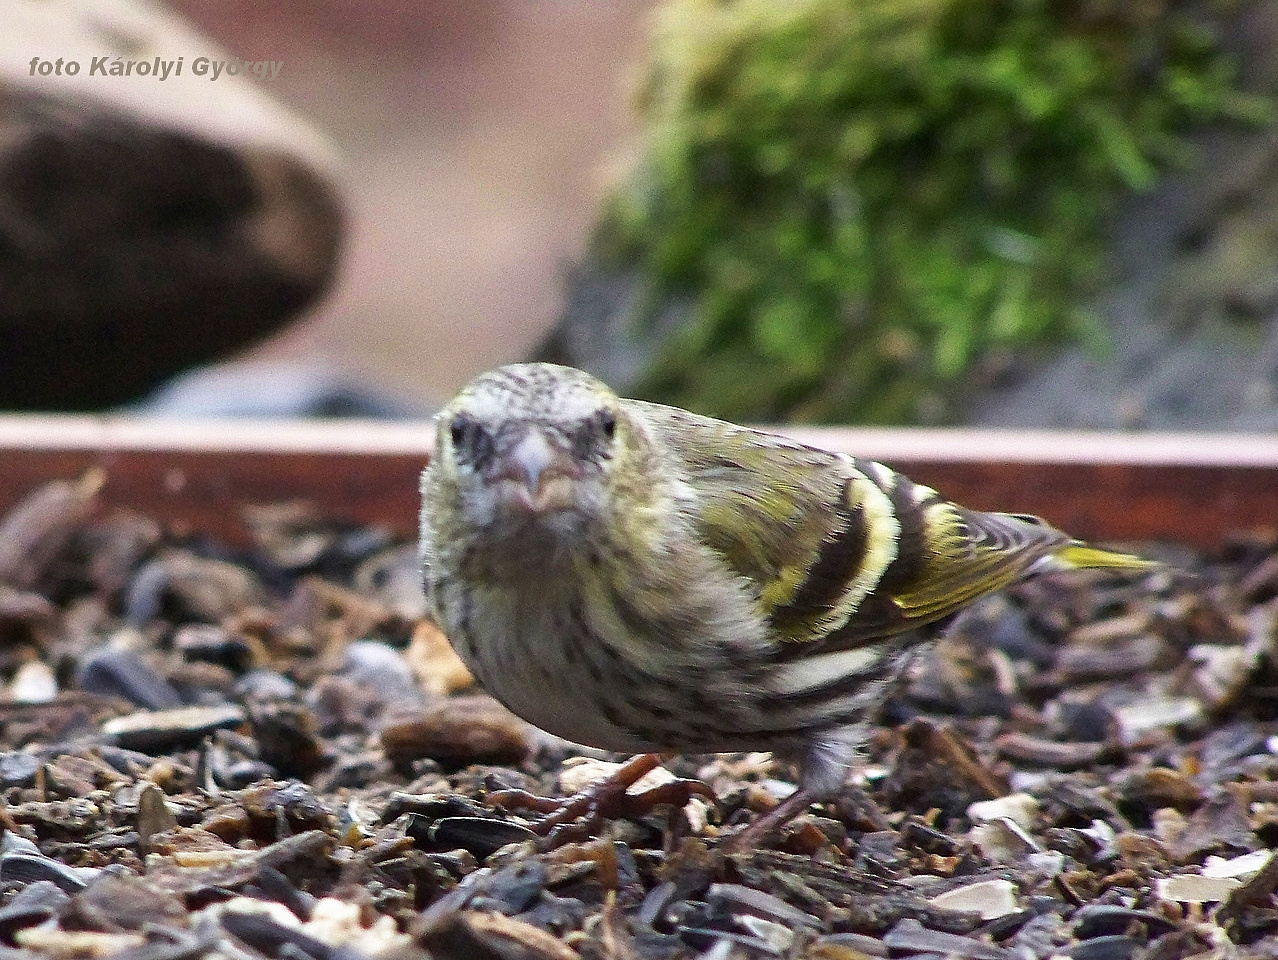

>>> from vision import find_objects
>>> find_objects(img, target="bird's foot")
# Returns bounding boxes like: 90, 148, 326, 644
488, 753, 716, 849
719, 781, 886, 853
717, 786, 817, 854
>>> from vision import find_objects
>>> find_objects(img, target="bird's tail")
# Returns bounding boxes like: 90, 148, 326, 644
1035, 542, 1158, 574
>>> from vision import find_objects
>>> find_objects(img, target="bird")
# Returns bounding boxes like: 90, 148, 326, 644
419, 362, 1152, 847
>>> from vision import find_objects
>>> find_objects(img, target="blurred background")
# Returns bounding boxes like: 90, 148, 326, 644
169, 0, 649, 411
7, 0, 1278, 428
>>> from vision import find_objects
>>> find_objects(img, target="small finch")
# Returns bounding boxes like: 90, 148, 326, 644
419, 363, 1151, 844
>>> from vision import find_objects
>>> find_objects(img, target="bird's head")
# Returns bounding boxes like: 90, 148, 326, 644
429, 363, 658, 554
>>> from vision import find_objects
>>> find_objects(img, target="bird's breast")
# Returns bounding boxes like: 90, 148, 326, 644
443, 581, 657, 753
432, 553, 899, 758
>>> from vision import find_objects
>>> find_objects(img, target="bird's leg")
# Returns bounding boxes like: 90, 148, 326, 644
487, 753, 716, 848
719, 640, 917, 851
530, 753, 663, 834
719, 779, 887, 853
717, 786, 818, 853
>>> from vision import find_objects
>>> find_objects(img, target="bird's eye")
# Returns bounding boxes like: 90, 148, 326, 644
448, 415, 492, 464
572, 410, 617, 462
449, 416, 469, 447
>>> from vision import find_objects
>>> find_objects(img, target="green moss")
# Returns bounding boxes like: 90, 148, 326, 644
599, 0, 1270, 423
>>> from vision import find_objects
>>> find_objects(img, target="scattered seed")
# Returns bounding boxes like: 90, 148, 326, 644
102, 705, 247, 752
0, 474, 1271, 956
967, 793, 1039, 829
1155, 874, 1241, 903
929, 879, 1020, 920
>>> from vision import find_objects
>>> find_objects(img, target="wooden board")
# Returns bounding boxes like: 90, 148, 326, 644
0, 415, 1274, 548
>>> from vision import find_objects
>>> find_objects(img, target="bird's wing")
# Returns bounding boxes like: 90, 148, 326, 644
630, 400, 1144, 650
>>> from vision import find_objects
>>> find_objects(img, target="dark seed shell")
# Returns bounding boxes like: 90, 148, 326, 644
0, 853, 99, 892
425, 817, 538, 859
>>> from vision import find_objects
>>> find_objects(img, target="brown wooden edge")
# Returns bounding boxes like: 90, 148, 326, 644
0, 415, 1273, 549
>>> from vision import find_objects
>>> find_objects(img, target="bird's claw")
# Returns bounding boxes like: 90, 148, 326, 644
487, 753, 716, 849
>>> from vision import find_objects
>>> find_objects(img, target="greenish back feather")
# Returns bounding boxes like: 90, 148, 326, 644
630, 399, 1152, 650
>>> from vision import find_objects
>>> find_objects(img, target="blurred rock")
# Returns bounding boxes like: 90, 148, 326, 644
949, 7, 1278, 432
541, 7, 1278, 433
1, 0, 344, 410
534, 264, 688, 401
136, 361, 427, 418
380, 695, 531, 773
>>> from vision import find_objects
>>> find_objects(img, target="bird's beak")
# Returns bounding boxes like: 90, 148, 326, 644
491, 429, 581, 513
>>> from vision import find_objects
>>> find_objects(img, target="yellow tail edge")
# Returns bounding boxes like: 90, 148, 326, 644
1049, 542, 1159, 572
